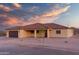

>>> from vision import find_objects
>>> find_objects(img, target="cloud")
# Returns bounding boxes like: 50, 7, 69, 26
0, 3, 22, 12
0, 4, 12, 12
1, 4, 71, 27
27, 5, 71, 24
41, 6, 70, 18
0, 4, 26, 26
12, 3, 22, 9
0, 14, 7, 17
4, 17, 25, 26
28, 6, 39, 12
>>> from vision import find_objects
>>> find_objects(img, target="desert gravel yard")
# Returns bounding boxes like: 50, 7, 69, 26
0, 37, 79, 55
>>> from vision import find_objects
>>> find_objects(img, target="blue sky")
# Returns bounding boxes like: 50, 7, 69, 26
0, 3, 79, 30
54, 4, 79, 27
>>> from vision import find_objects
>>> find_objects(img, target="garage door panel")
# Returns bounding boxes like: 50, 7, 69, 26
9, 31, 18, 38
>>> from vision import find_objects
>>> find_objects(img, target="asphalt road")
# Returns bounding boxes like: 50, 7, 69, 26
0, 45, 79, 55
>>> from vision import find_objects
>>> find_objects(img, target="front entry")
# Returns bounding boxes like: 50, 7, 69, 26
36, 30, 47, 38
9, 31, 18, 38
45, 30, 47, 37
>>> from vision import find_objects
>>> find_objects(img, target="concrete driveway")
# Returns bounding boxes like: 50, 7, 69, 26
0, 37, 79, 55
0, 45, 79, 55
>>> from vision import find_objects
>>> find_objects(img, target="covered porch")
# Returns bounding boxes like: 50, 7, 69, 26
23, 29, 49, 38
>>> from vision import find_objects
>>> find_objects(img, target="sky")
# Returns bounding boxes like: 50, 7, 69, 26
0, 3, 79, 30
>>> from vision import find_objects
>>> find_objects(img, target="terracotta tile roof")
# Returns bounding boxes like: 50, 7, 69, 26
6, 23, 72, 30
6, 26, 23, 30
23, 23, 47, 30
44, 23, 69, 29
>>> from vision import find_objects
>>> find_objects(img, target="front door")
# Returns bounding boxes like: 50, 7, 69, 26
45, 30, 47, 37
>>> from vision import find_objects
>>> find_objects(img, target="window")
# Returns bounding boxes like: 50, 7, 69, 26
56, 30, 61, 34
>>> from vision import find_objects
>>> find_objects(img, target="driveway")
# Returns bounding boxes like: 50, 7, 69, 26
0, 37, 79, 55
0, 45, 79, 55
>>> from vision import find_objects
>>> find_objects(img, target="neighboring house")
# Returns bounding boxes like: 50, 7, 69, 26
6, 23, 74, 38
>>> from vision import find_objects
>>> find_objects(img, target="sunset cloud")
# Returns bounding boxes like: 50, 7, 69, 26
1, 3, 79, 30
0, 4, 71, 27
0, 14, 7, 17
0, 4, 12, 12
41, 6, 70, 18
12, 3, 22, 9
4, 17, 25, 26
27, 5, 71, 24
0, 3, 22, 12
28, 6, 39, 12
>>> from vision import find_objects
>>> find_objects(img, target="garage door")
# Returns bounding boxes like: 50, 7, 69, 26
9, 31, 18, 38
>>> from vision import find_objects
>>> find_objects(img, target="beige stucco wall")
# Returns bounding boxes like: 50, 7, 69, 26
49, 29, 74, 37
66, 29, 74, 37
19, 30, 35, 38
25, 30, 34, 38
6, 28, 74, 38
18, 30, 27, 38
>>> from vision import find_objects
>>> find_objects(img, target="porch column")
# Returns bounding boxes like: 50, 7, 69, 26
34, 30, 37, 38
47, 29, 50, 38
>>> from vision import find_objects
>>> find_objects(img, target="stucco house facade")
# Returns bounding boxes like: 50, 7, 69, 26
6, 23, 74, 38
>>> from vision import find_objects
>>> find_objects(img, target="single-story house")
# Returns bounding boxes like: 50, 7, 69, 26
6, 23, 74, 38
